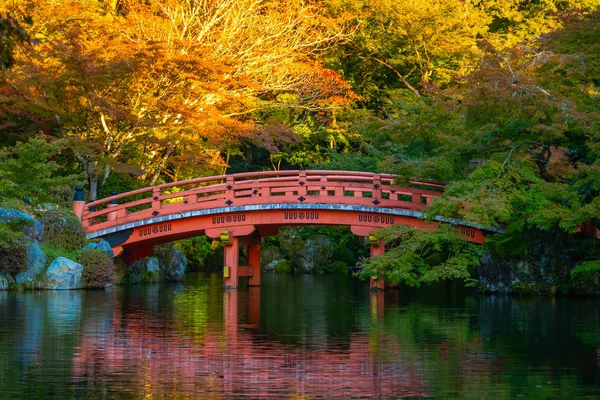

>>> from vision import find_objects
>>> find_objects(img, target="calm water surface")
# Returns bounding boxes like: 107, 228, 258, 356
0, 274, 598, 399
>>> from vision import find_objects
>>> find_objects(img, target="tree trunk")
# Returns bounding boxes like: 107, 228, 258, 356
89, 176, 99, 202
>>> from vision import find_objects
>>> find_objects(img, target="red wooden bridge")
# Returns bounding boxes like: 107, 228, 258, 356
73, 170, 498, 289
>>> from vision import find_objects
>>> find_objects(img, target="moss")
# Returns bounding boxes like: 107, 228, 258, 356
273, 260, 292, 274
139, 270, 159, 283
41, 208, 86, 250
78, 249, 115, 288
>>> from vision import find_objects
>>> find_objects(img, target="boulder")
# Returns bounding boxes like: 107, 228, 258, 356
277, 227, 305, 258
146, 257, 160, 275
478, 232, 578, 294
0, 208, 43, 241
82, 240, 114, 262
292, 235, 334, 274
261, 246, 282, 268
261, 246, 291, 274
45, 257, 83, 290
126, 257, 161, 284
15, 241, 47, 285
0, 271, 9, 290
160, 248, 187, 282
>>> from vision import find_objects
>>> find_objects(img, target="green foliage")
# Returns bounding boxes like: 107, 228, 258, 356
428, 160, 597, 235
78, 249, 115, 288
319, 260, 348, 274
570, 260, 600, 280
357, 225, 483, 287
39, 242, 80, 267
0, 223, 27, 278
41, 209, 86, 250
175, 236, 212, 270
0, 136, 82, 206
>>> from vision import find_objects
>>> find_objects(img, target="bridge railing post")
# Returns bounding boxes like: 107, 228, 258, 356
372, 175, 382, 200
72, 186, 85, 221
298, 171, 307, 197
319, 177, 327, 196
152, 187, 161, 212
106, 191, 119, 221
225, 176, 235, 205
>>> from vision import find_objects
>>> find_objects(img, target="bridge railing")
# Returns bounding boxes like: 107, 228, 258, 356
79, 170, 445, 231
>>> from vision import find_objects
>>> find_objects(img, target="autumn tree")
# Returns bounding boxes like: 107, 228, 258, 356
1, 0, 356, 199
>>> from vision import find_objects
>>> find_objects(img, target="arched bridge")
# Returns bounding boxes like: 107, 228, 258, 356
73, 170, 498, 289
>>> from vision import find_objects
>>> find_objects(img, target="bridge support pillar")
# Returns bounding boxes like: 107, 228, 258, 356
248, 242, 261, 286
369, 235, 385, 291
222, 232, 240, 289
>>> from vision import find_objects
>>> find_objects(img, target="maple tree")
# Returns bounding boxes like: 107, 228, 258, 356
0, 0, 355, 199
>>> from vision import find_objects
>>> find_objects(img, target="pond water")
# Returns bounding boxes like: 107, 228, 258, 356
0, 273, 598, 398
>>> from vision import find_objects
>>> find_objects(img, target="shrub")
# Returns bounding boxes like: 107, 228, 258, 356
41, 208, 86, 250
78, 249, 115, 288
0, 223, 28, 279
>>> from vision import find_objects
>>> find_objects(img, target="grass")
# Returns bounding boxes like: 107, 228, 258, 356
39, 242, 81, 266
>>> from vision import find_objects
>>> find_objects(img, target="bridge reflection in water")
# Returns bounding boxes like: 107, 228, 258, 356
70, 278, 428, 398
4, 275, 597, 398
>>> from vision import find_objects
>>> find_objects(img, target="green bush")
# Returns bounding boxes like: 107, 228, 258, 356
175, 236, 212, 270
41, 208, 86, 250
78, 249, 115, 288
0, 223, 28, 279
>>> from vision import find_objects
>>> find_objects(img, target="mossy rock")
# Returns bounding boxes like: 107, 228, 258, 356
273, 260, 292, 274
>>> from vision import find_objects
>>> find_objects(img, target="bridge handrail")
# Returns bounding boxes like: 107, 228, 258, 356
85, 170, 444, 209
80, 170, 446, 229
